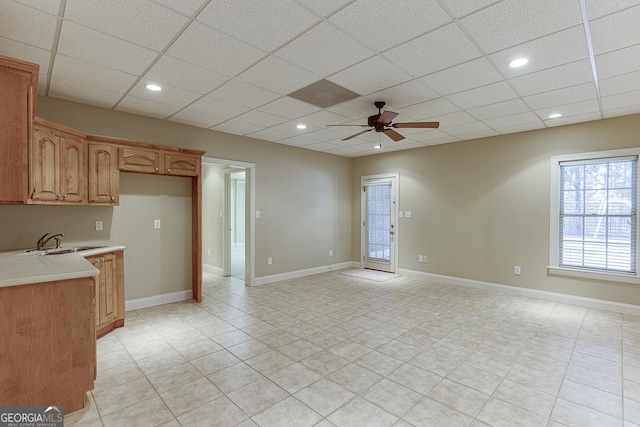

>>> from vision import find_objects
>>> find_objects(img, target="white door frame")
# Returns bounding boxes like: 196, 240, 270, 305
361, 173, 399, 273
203, 157, 256, 287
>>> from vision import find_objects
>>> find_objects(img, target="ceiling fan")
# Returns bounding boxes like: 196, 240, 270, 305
327, 101, 439, 142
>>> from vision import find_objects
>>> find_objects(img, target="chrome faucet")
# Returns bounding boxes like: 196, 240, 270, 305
37, 232, 64, 250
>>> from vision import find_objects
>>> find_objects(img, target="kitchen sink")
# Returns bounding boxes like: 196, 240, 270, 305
35, 245, 109, 255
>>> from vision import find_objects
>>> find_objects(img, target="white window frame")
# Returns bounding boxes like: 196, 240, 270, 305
549, 147, 640, 284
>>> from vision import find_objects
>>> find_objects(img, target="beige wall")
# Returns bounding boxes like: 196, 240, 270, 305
0, 97, 353, 299
202, 163, 224, 269
352, 113, 640, 306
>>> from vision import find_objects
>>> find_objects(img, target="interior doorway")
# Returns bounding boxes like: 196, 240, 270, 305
226, 170, 246, 279
361, 173, 398, 273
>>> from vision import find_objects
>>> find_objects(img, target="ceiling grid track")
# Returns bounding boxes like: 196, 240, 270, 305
578, 0, 604, 119
44, 0, 67, 95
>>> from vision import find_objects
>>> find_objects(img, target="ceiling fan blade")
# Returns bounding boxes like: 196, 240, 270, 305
392, 121, 440, 129
378, 110, 399, 125
383, 129, 404, 142
342, 129, 373, 141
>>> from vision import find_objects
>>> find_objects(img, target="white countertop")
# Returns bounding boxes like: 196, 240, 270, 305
0, 244, 125, 288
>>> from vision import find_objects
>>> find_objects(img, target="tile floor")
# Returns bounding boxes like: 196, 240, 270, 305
66, 269, 640, 426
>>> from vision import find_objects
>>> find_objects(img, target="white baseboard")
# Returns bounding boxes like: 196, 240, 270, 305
399, 268, 640, 316
203, 263, 222, 275
253, 261, 357, 286
125, 289, 193, 311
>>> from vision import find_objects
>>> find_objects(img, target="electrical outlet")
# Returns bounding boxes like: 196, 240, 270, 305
154, 219, 161, 229
514, 265, 521, 275
267, 257, 272, 265
95, 220, 103, 231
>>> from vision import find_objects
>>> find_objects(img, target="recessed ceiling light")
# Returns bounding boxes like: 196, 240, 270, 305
509, 58, 528, 68
374, 144, 381, 149
296, 124, 306, 129
145, 84, 162, 91
548, 113, 562, 119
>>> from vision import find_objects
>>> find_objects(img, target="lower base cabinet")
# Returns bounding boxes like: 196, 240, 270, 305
87, 250, 125, 338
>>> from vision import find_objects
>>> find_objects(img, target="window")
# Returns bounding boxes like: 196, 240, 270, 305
550, 148, 640, 282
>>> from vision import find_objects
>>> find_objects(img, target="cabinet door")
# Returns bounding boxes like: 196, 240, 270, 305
88, 143, 119, 205
99, 253, 118, 326
30, 127, 60, 201
119, 147, 163, 174
165, 153, 200, 177
60, 136, 85, 203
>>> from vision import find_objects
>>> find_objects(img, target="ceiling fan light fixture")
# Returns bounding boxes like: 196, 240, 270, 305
145, 83, 162, 91
509, 58, 528, 68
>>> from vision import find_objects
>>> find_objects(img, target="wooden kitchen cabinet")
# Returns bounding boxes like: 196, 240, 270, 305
30, 119, 86, 204
165, 153, 200, 176
0, 55, 39, 204
119, 146, 200, 177
87, 250, 125, 338
88, 142, 119, 205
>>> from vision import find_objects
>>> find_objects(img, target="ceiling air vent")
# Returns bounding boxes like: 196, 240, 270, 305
287, 79, 359, 108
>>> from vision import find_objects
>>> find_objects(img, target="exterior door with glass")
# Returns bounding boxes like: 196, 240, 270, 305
362, 174, 398, 273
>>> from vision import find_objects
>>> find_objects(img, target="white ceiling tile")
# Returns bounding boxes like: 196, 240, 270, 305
460, 0, 583, 53
212, 120, 263, 135
49, 77, 122, 108
305, 141, 343, 152
523, 83, 597, 110
145, 55, 229, 94
295, 0, 354, 17
397, 98, 460, 120
383, 24, 482, 77
297, 110, 352, 127
303, 128, 349, 141
208, 80, 280, 108
407, 129, 454, 143
368, 80, 440, 110
585, 0, 640, 19
13, 0, 60, 15
233, 110, 288, 128
269, 120, 321, 136
467, 98, 531, 120
599, 71, 640, 97
52, 54, 137, 93
589, 5, 640, 54
445, 81, 518, 109
509, 59, 594, 96
438, 0, 500, 18
197, 0, 319, 52
187, 96, 251, 119
236, 56, 320, 95
483, 111, 541, 128
429, 111, 477, 128
65, 0, 188, 51
603, 105, 640, 118
246, 128, 292, 142
420, 58, 503, 96
278, 135, 321, 147
258, 97, 322, 119
128, 80, 201, 108
544, 112, 601, 127
441, 120, 492, 136
424, 136, 461, 146
168, 109, 226, 128
57, 21, 157, 74
595, 44, 640, 79
496, 122, 546, 134
274, 22, 373, 77
116, 95, 181, 119
327, 97, 381, 120
488, 26, 589, 78
602, 89, 640, 111
0, 37, 51, 71
329, 0, 450, 51
535, 99, 601, 119
167, 21, 265, 77
152, 0, 208, 16
0, 1, 57, 49
328, 56, 412, 96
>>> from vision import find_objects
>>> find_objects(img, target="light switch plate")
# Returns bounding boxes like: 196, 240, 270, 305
95, 220, 103, 231
405, 211, 412, 218
154, 219, 161, 229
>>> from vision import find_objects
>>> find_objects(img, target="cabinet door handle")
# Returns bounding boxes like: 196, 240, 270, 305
166, 169, 171, 173
110, 195, 115, 202
155, 167, 159, 172
63, 194, 68, 199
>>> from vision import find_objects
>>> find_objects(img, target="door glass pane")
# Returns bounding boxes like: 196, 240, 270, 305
367, 183, 391, 261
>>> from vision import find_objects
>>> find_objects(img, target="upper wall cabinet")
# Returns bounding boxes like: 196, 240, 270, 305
87, 143, 119, 205
29, 118, 86, 204
119, 146, 201, 177
0, 55, 39, 204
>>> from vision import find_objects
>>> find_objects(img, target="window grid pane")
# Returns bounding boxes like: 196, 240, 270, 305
367, 184, 391, 261
559, 158, 637, 274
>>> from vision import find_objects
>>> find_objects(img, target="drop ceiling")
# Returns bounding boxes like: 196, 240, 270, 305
2, 0, 640, 157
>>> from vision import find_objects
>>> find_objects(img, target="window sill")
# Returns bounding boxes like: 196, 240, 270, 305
547, 266, 640, 284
